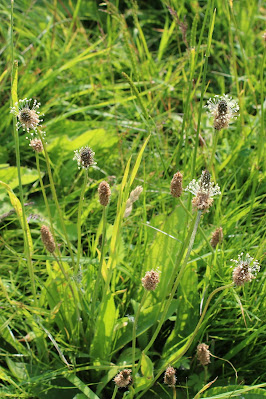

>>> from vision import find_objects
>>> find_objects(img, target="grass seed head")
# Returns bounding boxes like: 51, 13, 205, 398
170, 171, 183, 198
114, 369, 132, 388
41, 225, 56, 253
129, 185, 143, 203
98, 181, 111, 206
210, 227, 223, 248
231, 253, 260, 286
197, 343, 211, 366
141, 269, 160, 291
163, 366, 176, 387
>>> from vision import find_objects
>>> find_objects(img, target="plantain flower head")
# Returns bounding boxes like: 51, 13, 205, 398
231, 253, 260, 286
73, 146, 95, 169
185, 170, 221, 212
205, 94, 239, 130
10, 98, 43, 134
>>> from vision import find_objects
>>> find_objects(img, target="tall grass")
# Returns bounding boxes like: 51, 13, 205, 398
0, 0, 265, 398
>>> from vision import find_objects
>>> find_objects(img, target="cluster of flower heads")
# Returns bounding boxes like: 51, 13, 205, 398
185, 170, 221, 212
231, 253, 260, 286
205, 94, 239, 130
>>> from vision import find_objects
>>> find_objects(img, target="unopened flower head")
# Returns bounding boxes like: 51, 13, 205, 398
98, 181, 111, 206
10, 98, 43, 134
113, 369, 132, 388
170, 171, 183, 198
163, 366, 176, 387
197, 343, 211, 366
141, 269, 160, 291
185, 170, 221, 212
73, 146, 95, 169
205, 94, 239, 130
41, 225, 56, 253
30, 138, 43, 153
231, 253, 260, 286
210, 227, 223, 248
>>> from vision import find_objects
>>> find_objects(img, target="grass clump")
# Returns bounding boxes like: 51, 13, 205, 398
0, 0, 265, 398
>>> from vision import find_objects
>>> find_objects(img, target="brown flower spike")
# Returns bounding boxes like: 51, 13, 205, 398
98, 181, 111, 206
41, 225, 56, 253
197, 343, 211, 366
210, 227, 223, 248
141, 270, 160, 291
170, 171, 183, 198
163, 366, 176, 387
114, 369, 132, 388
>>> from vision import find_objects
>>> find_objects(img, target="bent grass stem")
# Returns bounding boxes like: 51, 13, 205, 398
37, 129, 75, 267
76, 169, 88, 274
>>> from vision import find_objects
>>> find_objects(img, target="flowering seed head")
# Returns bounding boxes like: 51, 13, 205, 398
210, 227, 223, 248
141, 269, 160, 291
129, 186, 143, 203
124, 186, 143, 217
205, 94, 239, 130
30, 138, 43, 153
163, 366, 176, 387
231, 253, 260, 286
41, 225, 56, 253
98, 181, 111, 206
197, 343, 211, 366
10, 98, 43, 135
73, 146, 95, 169
113, 369, 132, 388
170, 171, 183, 198
124, 200, 133, 218
185, 170, 221, 212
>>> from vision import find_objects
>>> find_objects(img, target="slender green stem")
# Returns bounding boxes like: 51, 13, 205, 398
136, 283, 233, 399
209, 130, 219, 179
132, 290, 148, 381
135, 211, 201, 376
35, 153, 54, 236
11, 2, 36, 303
91, 206, 107, 323
111, 385, 118, 399
173, 386, 176, 399
76, 169, 88, 273
37, 130, 75, 266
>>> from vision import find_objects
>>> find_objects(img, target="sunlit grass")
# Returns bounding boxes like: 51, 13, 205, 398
0, 0, 265, 398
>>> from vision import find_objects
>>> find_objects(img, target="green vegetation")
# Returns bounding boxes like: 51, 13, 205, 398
0, 0, 265, 398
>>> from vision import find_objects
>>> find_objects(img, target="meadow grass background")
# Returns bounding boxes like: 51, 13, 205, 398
0, 0, 265, 398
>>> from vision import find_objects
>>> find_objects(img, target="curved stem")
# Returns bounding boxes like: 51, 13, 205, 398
111, 385, 118, 399
132, 290, 148, 381
91, 205, 107, 323
76, 169, 88, 274
35, 153, 54, 235
11, 4, 36, 303
209, 130, 219, 179
37, 130, 75, 266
